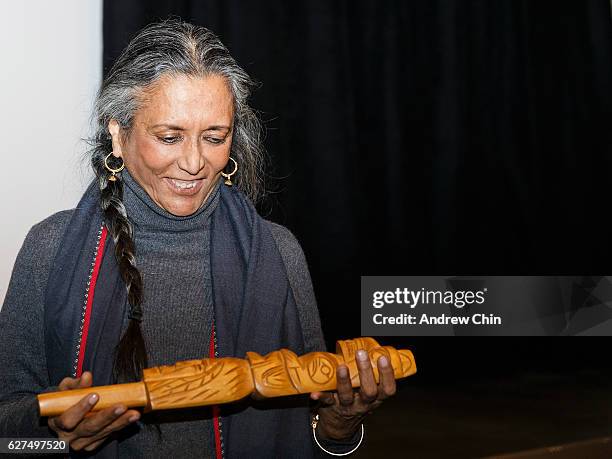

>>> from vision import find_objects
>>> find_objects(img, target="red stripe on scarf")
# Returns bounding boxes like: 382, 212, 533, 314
209, 323, 223, 459
76, 226, 108, 378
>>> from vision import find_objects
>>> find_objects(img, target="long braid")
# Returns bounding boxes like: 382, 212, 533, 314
97, 163, 160, 444
97, 156, 148, 383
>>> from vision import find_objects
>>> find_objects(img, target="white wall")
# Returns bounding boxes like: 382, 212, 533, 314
0, 0, 103, 305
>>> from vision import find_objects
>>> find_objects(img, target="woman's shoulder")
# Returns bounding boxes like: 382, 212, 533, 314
18, 209, 74, 268
26, 209, 73, 249
265, 220, 312, 274
266, 221, 304, 257
265, 220, 312, 297
29, 209, 74, 237
3, 209, 75, 316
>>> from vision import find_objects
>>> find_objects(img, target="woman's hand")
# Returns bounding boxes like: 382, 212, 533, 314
47, 371, 141, 452
310, 349, 396, 441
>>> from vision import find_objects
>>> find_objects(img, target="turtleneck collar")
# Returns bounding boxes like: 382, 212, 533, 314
122, 168, 221, 233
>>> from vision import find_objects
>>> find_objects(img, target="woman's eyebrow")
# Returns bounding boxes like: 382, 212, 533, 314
204, 125, 232, 132
150, 123, 185, 130
149, 123, 231, 131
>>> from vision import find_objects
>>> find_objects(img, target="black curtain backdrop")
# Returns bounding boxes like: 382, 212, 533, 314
103, 1, 612, 380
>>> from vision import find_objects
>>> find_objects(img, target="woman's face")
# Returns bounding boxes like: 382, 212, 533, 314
108, 73, 234, 216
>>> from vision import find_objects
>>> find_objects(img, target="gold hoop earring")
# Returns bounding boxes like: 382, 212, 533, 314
221, 157, 238, 186
104, 152, 125, 182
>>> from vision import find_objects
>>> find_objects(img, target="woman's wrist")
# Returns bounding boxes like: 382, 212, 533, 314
315, 410, 363, 441
316, 423, 363, 444
316, 419, 359, 442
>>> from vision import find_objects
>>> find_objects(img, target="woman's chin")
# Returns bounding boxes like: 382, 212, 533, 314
158, 195, 206, 217
158, 179, 211, 216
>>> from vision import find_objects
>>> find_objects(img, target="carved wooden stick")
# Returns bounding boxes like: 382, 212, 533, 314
38, 337, 416, 417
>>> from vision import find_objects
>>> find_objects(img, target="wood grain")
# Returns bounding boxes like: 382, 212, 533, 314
37, 337, 416, 416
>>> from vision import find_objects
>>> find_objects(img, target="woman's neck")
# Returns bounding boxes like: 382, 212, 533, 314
121, 168, 221, 232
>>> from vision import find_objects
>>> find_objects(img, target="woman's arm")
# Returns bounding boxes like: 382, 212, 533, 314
267, 221, 326, 353
0, 211, 71, 437
267, 221, 365, 456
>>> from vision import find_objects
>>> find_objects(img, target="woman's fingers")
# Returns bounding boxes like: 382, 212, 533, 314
377, 356, 396, 400
51, 393, 99, 432
48, 372, 141, 453
82, 439, 107, 453
313, 351, 399, 439
355, 350, 378, 404
58, 371, 93, 391
75, 404, 129, 437
314, 351, 396, 421
58, 373, 85, 391
77, 372, 93, 388
311, 364, 354, 407
72, 408, 140, 451
58, 377, 77, 391
310, 391, 335, 406
336, 364, 354, 406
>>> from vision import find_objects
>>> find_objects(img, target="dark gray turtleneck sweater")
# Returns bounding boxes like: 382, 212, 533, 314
116, 169, 220, 457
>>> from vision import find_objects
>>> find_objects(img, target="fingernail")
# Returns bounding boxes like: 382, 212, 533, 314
337, 366, 348, 378
357, 350, 368, 361
115, 406, 126, 416
128, 415, 139, 423
379, 356, 389, 367
89, 394, 98, 405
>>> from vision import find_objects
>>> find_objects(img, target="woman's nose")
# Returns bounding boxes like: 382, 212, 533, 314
177, 140, 204, 175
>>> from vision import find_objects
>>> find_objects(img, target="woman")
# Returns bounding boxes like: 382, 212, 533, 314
0, 20, 396, 458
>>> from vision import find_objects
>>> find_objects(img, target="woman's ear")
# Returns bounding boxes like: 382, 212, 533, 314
108, 119, 124, 159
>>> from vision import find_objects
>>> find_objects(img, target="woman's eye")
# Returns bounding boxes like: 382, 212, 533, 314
159, 136, 181, 144
205, 137, 225, 145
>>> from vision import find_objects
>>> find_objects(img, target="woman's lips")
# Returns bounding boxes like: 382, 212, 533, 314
164, 177, 205, 196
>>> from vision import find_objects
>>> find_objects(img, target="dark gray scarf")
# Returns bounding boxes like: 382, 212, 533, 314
44, 179, 314, 458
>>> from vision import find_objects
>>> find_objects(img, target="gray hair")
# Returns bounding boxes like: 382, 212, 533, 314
91, 18, 265, 202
